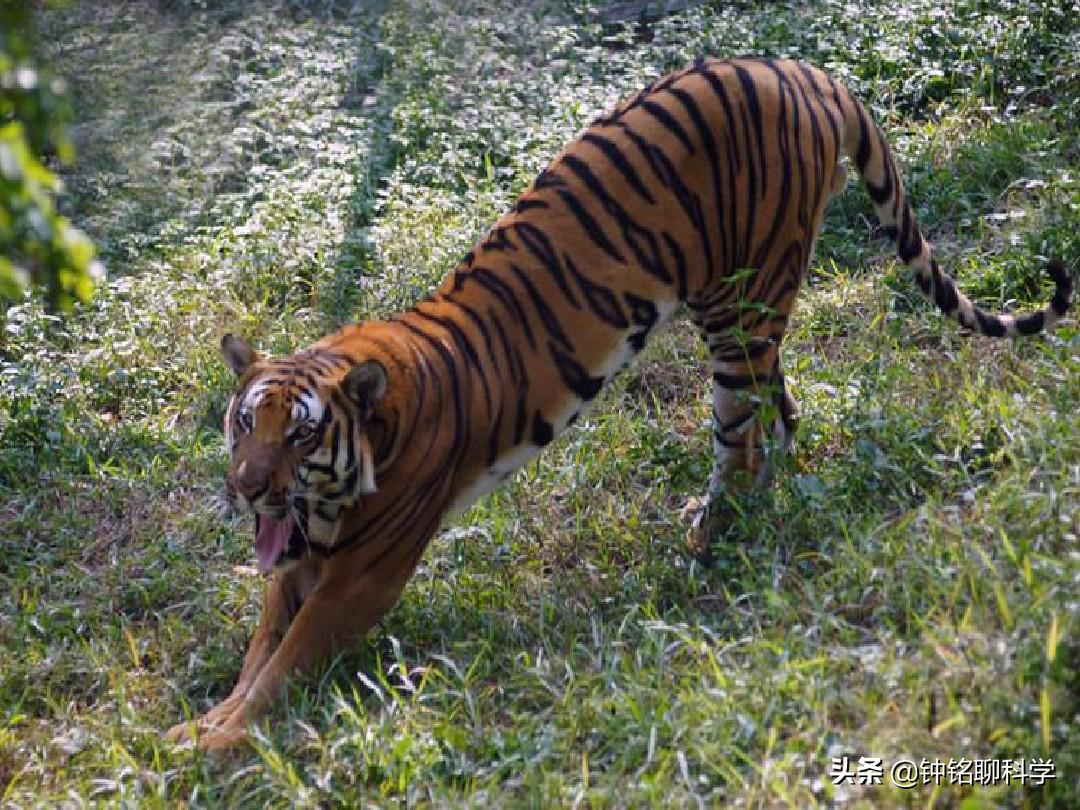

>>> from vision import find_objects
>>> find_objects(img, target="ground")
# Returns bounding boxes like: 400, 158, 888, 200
0, 0, 1077, 806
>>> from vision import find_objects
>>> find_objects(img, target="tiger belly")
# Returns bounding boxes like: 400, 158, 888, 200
445, 443, 543, 519
445, 298, 679, 520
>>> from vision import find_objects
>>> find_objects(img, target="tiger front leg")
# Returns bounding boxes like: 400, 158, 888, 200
192, 552, 413, 751
166, 557, 322, 747
686, 344, 798, 563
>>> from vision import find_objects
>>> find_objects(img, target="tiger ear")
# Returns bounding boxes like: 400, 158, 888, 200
341, 360, 388, 415
221, 334, 259, 377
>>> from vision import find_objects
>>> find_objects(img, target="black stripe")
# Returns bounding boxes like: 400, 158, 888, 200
622, 124, 704, 234
711, 339, 771, 362
670, 84, 731, 276
856, 104, 891, 205
624, 291, 658, 328
451, 298, 499, 376
974, 308, 1007, 337
509, 263, 573, 352
516, 198, 548, 213
513, 222, 581, 308
581, 131, 656, 204
662, 232, 689, 301
489, 308, 523, 386
640, 99, 696, 153
411, 308, 483, 370
619, 124, 676, 193
556, 188, 625, 262
563, 252, 629, 329
1047, 260, 1072, 315
732, 63, 767, 196
549, 341, 604, 401
854, 102, 873, 175
534, 168, 566, 190
398, 321, 468, 452
624, 292, 659, 354
791, 77, 828, 218
561, 155, 674, 286
532, 412, 554, 446
750, 66, 794, 269
930, 261, 959, 313
482, 226, 514, 252
769, 64, 809, 231
619, 124, 713, 279
879, 126, 901, 223
342, 410, 357, 468
714, 432, 751, 450
718, 409, 755, 433
328, 421, 342, 466
1015, 311, 1044, 335
470, 267, 537, 349
737, 101, 759, 261
796, 62, 840, 153
700, 307, 741, 333
713, 370, 758, 389
410, 308, 494, 414
300, 459, 336, 478
352, 473, 452, 572
898, 205, 921, 262
698, 68, 749, 266
826, 74, 847, 121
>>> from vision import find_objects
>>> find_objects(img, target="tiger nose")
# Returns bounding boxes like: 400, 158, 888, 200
234, 460, 267, 500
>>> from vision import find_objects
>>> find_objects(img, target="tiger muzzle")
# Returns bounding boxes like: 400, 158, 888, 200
233, 459, 271, 502
229, 443, 292, 513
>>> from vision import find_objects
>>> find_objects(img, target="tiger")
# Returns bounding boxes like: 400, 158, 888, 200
167, 57, 1073, 750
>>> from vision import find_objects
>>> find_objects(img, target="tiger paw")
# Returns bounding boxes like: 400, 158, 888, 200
166, 695, 249, 750
166, 716, 250, 752
684, 491, 747, 566
682, 495, 716, 565
195, 723, 250, 752
166, 719, 195, 745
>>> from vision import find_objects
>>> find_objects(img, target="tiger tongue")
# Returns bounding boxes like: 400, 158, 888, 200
254, 513, 293, 573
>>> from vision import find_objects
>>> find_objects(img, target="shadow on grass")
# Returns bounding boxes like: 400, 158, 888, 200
42, 1, 398, 280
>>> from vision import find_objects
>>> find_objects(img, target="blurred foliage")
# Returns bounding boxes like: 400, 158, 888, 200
0, 1, 100, 312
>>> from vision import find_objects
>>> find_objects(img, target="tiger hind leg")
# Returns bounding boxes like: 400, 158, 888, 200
685, 318, 798, 562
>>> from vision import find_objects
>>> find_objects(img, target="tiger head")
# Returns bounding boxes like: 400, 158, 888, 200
219, 334, 388, 571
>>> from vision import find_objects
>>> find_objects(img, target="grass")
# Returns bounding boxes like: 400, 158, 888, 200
1, 0, 1077, 806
